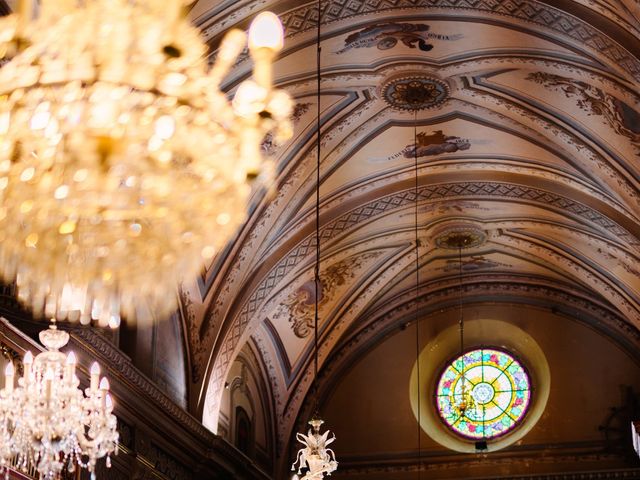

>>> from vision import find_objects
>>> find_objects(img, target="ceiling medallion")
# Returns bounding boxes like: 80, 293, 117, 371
382, 76, 449, 110
434, 225, 486, 250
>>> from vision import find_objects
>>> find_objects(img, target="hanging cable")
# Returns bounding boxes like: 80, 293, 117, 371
459, 245, 464, 358
312, 0, 322, 418
457, 243, 470, 418
413, 111, 422, 479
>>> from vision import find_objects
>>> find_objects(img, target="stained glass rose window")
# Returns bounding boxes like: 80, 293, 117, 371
436, 348, 531, 439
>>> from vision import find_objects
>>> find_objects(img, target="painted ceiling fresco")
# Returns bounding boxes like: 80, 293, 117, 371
176, 0, 640, 474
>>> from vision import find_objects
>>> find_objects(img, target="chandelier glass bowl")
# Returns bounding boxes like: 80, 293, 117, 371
0, 0, 292, 326
0, 324, 118, 479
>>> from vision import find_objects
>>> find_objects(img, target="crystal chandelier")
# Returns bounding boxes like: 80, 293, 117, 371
0, 322, 118, 479
291, 419, 338, 480
290, 1, 337, 478
0, 1, 292, 326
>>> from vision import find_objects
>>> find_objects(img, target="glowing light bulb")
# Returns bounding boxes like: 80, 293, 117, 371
233, 81, 267, 117
90, 362, 100, 391
154, 115, 175, 140
248, 12, 284, 52
218, 29, 247, 63
108, 315, 121, 329
99, 378, 110, 391
23, 351, 33, 365
66, 352, 76, 365
4, 362, 14, 392
65, 352, 76, 379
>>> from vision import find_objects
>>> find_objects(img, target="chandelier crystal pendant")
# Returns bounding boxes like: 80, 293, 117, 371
0, 322, 118, 479
0, 0, 293, 326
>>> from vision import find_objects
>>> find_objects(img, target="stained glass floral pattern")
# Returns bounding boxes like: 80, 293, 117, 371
436, 348, 531, 439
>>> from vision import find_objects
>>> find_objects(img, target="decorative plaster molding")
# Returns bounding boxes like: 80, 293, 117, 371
272, 251, 384, 338
274, 0, 640, 80
382, 76, 450, 110
203, 180, 639, 420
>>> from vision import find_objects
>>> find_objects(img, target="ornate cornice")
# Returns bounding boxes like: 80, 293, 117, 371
337, 446, 638, 477
71, 328, 214, 441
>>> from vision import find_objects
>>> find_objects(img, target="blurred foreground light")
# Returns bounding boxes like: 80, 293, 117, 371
0, 1, 292, 326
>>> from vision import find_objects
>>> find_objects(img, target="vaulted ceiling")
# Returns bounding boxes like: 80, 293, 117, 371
177, 0, 640, 476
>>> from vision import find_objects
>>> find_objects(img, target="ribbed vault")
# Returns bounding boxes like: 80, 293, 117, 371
178, 0, 640, 475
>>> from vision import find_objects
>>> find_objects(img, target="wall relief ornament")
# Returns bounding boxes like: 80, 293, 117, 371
272, 252, 383, 338
526, 72, 640, 149
337, 22, 462, 54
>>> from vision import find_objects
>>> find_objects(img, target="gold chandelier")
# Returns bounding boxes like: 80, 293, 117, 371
0, 1, 292, 327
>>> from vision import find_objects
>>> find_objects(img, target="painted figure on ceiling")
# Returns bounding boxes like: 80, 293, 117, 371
404, 130, 471, 158
337, 23, 462, 54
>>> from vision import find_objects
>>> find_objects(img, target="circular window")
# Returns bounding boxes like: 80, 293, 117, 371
436, 348, 531, 439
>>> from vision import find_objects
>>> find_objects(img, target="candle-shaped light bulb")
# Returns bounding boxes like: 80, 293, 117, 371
4, 362, 14, 393
105, 393, 113, 411
90, 362, 100, 391
219, 29, 247, 63
248, 12, 284, 90
23, 351, 33, 385
44, 368, 53, 402
65, 351, 76, 380
209, 29, 247, 86
108, 314, 120, 329
23, 351, 33, 365
100, 378, 110, 410
248, 12, 284, 52
99, 377, 110, 391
